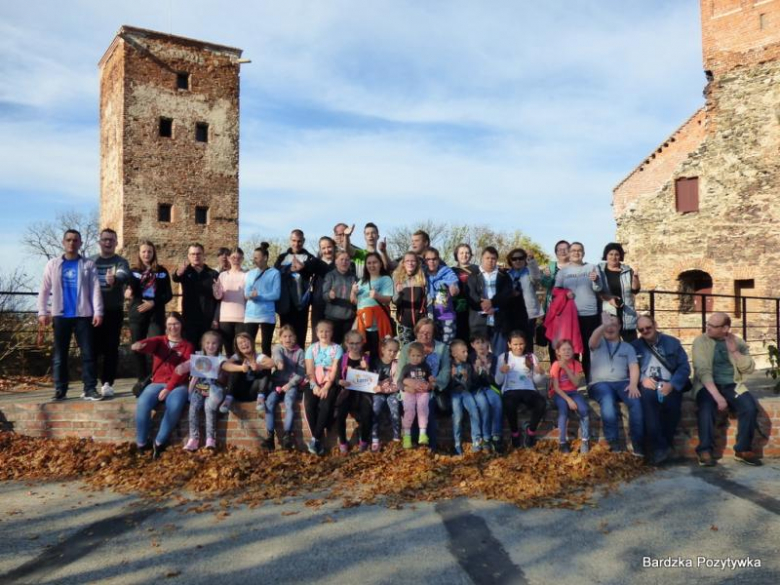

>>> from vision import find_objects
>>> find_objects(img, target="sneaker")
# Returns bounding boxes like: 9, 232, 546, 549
307, 438, 320, 455
511, 434, 522, 449
152, 442, 167, 460
101, 382, 115, 398
205, 438, 217, 450
262, 435, 275, 451
492, 436, 504, 454
402, 435, 413, 449
371, 440, 381, 453
653, 448, 670, 466
256, 395, 266, 417
82, 388, 103, 402
339, 443, 349, 456
472, 439, 482, 453
418, 432, 430, 446
282, 433, 294, 451
580, 440, 590, 454
51, 389, 67, 401
697, 451, 716, 467
359, 441, 369, 453
219, 395, 234, 415
734, 451, 763, 466
559, 442, 571, 454
630, 449, 645, 459
183, 438, 199, 452
608, 440, 624, 453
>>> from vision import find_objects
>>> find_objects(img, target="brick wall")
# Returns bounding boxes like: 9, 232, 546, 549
99, 26, 241, 270
702, 0, 780, 74
2, 393, 777, 458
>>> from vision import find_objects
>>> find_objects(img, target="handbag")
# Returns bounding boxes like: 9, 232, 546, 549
132, 346, 174, 398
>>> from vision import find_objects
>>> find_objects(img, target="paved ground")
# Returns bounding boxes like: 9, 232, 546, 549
0, 459, 778, 585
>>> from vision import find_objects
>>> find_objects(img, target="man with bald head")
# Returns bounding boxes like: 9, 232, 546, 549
692, 312, 761, 466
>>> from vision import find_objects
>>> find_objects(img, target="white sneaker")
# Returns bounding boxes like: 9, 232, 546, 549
101, 382, 115, 398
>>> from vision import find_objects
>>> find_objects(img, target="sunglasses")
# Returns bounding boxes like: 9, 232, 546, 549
510, 256, 526, 262
637, 326, 654, 333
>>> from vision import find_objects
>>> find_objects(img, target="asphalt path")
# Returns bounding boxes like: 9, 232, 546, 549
0, 459, 778, 585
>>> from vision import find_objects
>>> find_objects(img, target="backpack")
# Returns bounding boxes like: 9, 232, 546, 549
311, 342, 339, 386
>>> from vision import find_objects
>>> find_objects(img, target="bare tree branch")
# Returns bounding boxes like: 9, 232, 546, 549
22, 208, 99, 260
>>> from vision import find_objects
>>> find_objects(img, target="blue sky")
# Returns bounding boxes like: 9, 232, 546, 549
0, 0, 705, 277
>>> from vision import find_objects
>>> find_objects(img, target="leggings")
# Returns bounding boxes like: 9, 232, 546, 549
328, 318, 354, 346
129, 314, 164, 381
303, 384, 338, 442
188, 386, 224, 441
245, 322, 275, 357
402, 391, 430, 431
577, 314, 601, 381
336, 390, 373, 444
372, 393, 401, 441
227, 371, 270, 401
280, 308, 310, 351
218, 321, 247, 356
503, 389, 546, 434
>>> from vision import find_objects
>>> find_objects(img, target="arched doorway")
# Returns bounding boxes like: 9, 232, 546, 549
678, 270, 713, 313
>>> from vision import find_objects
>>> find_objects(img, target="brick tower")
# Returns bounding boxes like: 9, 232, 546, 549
98, 25, 243, 270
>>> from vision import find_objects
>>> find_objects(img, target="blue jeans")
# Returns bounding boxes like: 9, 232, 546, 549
52, 316, 96, 394
696, 383, 758, 454
473, 387, 503, 439
554, 392, 590, 442
265, 387, 299, 435
589, 381, 644, 451
641, 387, 682, 456
452, 391, 482, 445
136, 383, 189, 446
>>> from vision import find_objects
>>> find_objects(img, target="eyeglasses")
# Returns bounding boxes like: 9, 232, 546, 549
637, 326, 654, 333
510, 256, 526, 262
424, 257, 438, 262
706, 322, 726, 328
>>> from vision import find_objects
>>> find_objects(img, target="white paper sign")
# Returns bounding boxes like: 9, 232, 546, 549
345, 368, 379, 393
191, 355, 222, 380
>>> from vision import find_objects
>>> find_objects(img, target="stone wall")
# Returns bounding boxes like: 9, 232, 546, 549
99, 26, 242, 270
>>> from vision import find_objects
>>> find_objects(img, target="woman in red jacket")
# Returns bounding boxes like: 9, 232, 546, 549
131, 312, 194, 458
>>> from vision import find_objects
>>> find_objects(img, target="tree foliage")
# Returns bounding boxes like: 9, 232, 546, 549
0, 269, 37, 370
22, 208, 100, 261
385, 222, 550, 266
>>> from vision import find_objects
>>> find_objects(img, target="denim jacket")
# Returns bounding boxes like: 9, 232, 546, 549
631, 333, 691, 393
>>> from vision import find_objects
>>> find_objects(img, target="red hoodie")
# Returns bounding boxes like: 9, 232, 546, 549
544, 288, 583, 354
138, 336, 194, 391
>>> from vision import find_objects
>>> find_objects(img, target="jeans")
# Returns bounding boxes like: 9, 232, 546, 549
451, 390, 482, 445
589, 381, 644, 451
641, 387, 682, 456
136, 383, 189, 446
93, 308, 123, 385
372, 393, 401, 441
188, 386, 224, 441
554, 392, 590, 442
52, 317, 96, 395
473, 387, 503, 439
265, 387, 299, 435
696, 383, 758, 454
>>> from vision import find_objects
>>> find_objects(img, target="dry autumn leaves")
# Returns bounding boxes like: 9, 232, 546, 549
0, 431, 650, 510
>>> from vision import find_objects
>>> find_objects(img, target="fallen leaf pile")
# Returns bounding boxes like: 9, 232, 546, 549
0, 376, 50, 393
0, 432, 649, 510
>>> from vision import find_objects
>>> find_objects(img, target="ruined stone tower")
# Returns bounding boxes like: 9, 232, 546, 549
98, 26, 242, 270
613, 0, 780, 334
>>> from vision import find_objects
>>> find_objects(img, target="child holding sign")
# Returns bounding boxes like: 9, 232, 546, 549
335, 330, 374, 454
184, 331, 228, 451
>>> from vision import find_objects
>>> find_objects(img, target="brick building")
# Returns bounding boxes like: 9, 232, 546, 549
613, 0, 780, 338
98, 26, 243, 270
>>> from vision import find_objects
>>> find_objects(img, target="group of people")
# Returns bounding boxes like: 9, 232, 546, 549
36, 224, 764, 466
